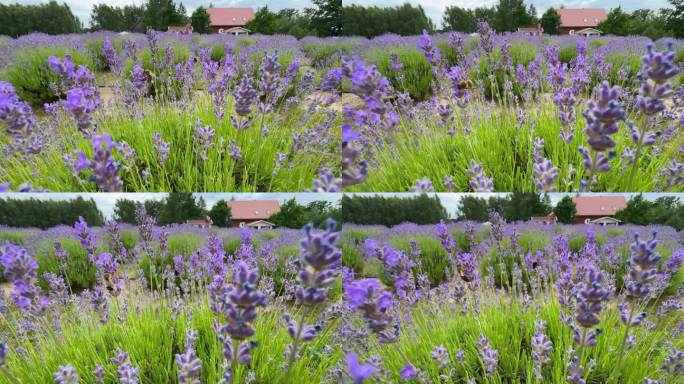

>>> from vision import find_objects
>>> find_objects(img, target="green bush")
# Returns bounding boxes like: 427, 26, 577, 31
341, 241, 364, 273
367, 47, 434, 101
35, 237, 98, 291
302, 41, 353, 69
589, 39, 608, 48
85, 36, 124, 71
3, 47, 95, 105
473, 42, 537, 101
0, 231, 30, 245
387, 235, 449, 287
558, 45, 576, 64
122, 43, 191, 99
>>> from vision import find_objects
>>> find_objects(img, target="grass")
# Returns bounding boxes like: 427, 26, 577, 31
0, 93, 339, 192
348, 100, 683, 192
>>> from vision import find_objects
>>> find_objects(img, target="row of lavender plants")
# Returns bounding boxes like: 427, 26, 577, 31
0, 31, 344, 192
0, 209, 681, 382
338, 23, 684, 192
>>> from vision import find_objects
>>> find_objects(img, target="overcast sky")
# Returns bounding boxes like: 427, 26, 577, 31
1, 193, 341, 218
347, 0, 672, 27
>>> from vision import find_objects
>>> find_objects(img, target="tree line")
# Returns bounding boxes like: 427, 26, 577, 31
0, 197, 104, 228
456, 192, 554, 223
341, 194, 447, 226
0, 0, 340, 37
269, 199, 341, 229
615, 195, 684, 230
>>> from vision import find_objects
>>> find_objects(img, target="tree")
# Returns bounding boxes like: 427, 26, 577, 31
457, 196, 489, 221
503, 192, 550, 222
666, 0, 684, 37
208, 200, 231, 227
114, 199, 138, 224
540, 7, 561, 35
0, 197, 103, 229
158, 193, 205, 225
554, 196, 576, 224
143, 0, 187, 31
598, 7, 630, 36
306, 0, 341, 36
614, 194, 654, 226
270, 199, 309, 229
0, 1, 81, 37
190, 6, 210, 33
493, 0, 537, 32
342, 194, 446, 226
340, 2, 433, 37
442, 6, 476, 32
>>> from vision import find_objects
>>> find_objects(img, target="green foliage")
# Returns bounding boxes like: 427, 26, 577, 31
615, 195, 684, 230
140, 233, 203, 290
599, 7, 631, 36
387, 235, 449, 287
208, 200, 231, 228
35, 237, 98, 290
0, 1, 80, 38
442, 6, 477, 33
3, 47, 94, 105
190, 6, 211, 34
340, 3, 433, 38
342, 194, 447, 226
89, 4, 145, 33
143, 0, 187, 31
540, 8, 561, 35
246, 7, 316, 38
302, 40, 356, 69
85, 35, 124, 71
0, 197, 104, 229
157, 193, 206, 226
554, 196, 577, 224
340, 241, 364, 273
366, 47, 434, 101
306, 0, 342, 37
270, 199, 340, 229
457, 193, 550, 222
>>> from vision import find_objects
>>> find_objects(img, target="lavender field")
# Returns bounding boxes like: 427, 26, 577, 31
0, 209, 682, 383
339, 25, 684, 192
0, 32, 342, 192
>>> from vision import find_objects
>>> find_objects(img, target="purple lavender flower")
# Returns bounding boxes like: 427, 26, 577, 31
65, 87, 99, 134
418, 31, 441, 72
340, 124, 368, 190
72, 133, 123, 192
233, 76, 257, 118
532, 138, 559, 192
345, 278, 397, 343
467, 160, 494, 192
626, 232, 661, 300
346, 353, 376, 383
176, 329, 202, 384
0, 242, 48, 315
112, 348, 139, 384
53, 364, 79, 384
531, 320, 552, 381
152, 132, 170, 166
193, 120, 215, 161
411, 177, 434, 192
553, 87, 576, 143
400, 363, 417, 380
476, 334, 498, 377
0, 81, 41, 154
431, 345, 450, 369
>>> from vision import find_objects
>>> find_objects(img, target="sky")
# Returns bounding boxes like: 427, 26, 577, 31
347, 0, 672, 27
346, 193, 682, 218
13, 0, 315, 26
1, 193, 341, 218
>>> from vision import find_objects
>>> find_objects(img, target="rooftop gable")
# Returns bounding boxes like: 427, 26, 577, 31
556, 8, 607, 28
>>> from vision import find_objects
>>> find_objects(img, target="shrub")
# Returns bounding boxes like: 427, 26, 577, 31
558, 44, 576, 64
367, 47, 434, 101
302, 41, 353, 69
341, 240, 364, 273
589, 39, 608, 48
140, 233, 202, 291
473, 42, 537, 101
35, 237, 98, 291
121, 43, 191, 99
3, 47, 95, 105
387, 235, 449, 287
0, 231, 30, 245
85, 35, 124, 71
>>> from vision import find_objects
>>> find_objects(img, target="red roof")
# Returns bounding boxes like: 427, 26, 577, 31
556, 8, 607, 28
207, 8, 255, 27
228, 200, 280, 220
571, 196, 627, 217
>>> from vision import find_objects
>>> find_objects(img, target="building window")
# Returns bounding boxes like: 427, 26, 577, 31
218, 28, 224, 34
569, 30, 575, 35
239, 222, 245, 228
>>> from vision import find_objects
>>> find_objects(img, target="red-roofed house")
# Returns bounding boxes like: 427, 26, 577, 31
186, 215, 213, 228
228, 200, 280, 229
571, 195, 627, 225
207, 7, 255, 35
556, 8, 607, 36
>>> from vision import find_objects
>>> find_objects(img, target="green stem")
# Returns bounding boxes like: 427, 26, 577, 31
626, 134, 644, 191
230, 337, 239, 384
611, 304, 635, 383
1, 366, 21, 384
283, 306, 312, 383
